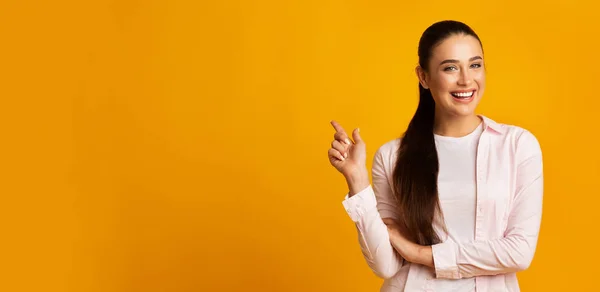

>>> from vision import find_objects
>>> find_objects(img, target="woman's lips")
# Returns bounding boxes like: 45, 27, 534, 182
451, 90, 476, 103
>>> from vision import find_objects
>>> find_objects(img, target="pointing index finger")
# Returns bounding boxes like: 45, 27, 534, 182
330, 120, 346, 134
330, 120, 352, 145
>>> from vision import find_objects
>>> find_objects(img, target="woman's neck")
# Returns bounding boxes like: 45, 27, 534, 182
433, 113, 482, 137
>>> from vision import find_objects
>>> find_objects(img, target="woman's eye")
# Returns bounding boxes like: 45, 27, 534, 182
444, 66, 457, 71
471, 63, 482, 68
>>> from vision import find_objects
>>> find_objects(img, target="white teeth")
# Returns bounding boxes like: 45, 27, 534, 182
452, 91, 474, 98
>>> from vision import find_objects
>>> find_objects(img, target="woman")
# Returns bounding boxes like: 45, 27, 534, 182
328, 20, 543, 292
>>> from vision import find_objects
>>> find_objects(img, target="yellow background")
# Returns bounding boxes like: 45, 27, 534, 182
0, 0, 598, 291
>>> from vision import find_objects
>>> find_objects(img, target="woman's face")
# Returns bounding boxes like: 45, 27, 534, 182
417, 34, 485, 118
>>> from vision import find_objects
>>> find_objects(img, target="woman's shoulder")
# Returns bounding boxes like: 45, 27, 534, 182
375, 137, 401, 158
480, 115, 542, 156
377, 137, 401, 153
372, 137, 401, 170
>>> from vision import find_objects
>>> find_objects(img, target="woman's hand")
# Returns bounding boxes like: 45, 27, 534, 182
328, 120, 367, 176
382, 218, 434, 267
328, 120, 369, 195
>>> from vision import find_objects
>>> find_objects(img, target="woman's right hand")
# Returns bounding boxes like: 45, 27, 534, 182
328, 120, 367, 179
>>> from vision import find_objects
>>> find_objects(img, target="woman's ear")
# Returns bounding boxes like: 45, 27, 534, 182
415, 66, 429, 89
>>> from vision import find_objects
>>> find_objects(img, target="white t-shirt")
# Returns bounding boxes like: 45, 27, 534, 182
431, 121, 484, 291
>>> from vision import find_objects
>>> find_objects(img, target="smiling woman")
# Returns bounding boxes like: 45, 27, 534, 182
440, 56, 482, 102
416, 31, 486, 125
328, 20, 543, 292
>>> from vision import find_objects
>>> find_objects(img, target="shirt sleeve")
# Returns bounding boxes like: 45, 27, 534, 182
341, 145, 405, 279
432, 129, 544, 279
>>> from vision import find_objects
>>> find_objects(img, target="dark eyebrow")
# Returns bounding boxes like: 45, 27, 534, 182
439, 56, 483, 66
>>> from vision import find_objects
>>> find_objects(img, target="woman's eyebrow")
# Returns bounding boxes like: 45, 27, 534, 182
439, 56, 483, 66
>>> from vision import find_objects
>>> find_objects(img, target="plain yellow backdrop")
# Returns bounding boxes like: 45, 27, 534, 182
1, 0, 598, 291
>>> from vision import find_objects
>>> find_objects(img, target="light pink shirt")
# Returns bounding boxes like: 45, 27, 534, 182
342, 115, 544, 292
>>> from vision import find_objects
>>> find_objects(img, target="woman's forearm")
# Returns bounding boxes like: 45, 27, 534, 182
387, 227, 434, 268
345, 168, 370, 197
416, 246, 434, 268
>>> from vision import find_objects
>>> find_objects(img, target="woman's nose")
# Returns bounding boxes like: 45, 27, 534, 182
457, 70, 472, 86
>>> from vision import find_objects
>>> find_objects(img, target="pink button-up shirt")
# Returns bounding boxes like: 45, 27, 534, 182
342, 115, 543, 291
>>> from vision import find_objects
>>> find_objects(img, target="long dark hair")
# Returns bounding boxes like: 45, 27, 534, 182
392, 20, 482, 245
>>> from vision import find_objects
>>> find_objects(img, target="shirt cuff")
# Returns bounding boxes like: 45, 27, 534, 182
432, 239, 460, 279
341, 185, 376, 222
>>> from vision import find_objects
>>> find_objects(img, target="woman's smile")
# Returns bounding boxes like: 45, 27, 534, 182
450, 89, 476, 103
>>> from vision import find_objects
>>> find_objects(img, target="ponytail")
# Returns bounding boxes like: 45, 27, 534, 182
391, 83, 445, 245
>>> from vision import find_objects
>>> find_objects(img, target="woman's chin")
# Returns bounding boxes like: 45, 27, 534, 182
450, 105, 477, 117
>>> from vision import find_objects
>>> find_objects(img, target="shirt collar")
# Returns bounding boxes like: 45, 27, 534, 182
478, 114, 505, 134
